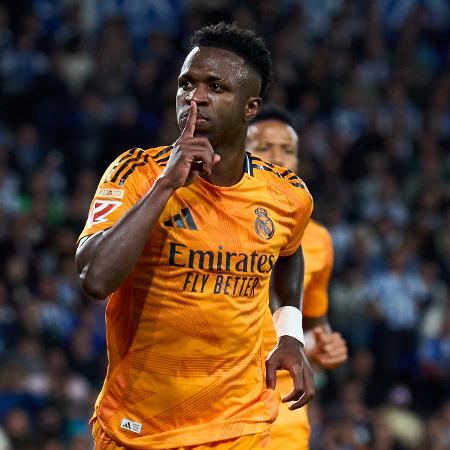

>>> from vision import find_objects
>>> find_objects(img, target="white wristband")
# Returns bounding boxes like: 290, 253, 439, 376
272, 306, 305, 346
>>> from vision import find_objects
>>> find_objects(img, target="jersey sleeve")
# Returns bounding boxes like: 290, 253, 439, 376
302, 228, 334, 317
279, 185, 313, 257
78, 148, 156, 243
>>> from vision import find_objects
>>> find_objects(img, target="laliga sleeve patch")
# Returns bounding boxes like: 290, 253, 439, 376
97, 188, 125, 199
88, 200, 122, 226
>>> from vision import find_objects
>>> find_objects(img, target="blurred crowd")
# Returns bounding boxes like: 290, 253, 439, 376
0, 1, 448, 449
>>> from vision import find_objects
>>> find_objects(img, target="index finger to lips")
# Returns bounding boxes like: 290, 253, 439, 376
182, 101, 197, 137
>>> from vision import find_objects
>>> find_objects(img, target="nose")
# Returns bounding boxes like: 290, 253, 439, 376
271, 146, 284, 166
186, 84, 209, 105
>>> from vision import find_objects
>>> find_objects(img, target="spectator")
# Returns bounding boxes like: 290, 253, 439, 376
364, 247, 428, 383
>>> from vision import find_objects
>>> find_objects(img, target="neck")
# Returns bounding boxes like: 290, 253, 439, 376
202, 131, 247, 186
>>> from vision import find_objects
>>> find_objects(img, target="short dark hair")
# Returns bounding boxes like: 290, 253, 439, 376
191, 22, 273, 96
250, 103, 295, 128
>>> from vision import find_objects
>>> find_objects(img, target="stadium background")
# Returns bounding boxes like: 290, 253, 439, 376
0, 0, 448, 449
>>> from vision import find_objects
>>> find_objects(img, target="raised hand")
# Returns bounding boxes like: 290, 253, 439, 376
266, 335, 315, 410
161, 101, 220, 190
310, 327, 348, 370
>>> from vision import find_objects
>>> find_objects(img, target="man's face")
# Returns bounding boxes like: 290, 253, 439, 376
176, 46, 260, 149
247, 119, 298, 171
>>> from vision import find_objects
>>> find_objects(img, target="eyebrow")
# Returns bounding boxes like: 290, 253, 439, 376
179, 72, 225, 82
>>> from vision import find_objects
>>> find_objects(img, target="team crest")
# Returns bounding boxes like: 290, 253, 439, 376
254, 207, 275, 240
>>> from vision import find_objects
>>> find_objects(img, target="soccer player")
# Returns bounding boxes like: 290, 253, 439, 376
76, 24, 315, 449
247, 105, 348, 450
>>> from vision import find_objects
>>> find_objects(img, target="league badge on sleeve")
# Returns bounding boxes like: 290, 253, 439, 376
88, 200, 122, 226
254, 207, 275, 240
97, 188, 125, 199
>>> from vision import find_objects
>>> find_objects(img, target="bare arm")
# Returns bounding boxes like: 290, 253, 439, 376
76, 179, 175, 299
265, 246, 315, 410
303, 315, 329, 331
76, 101, 220, 299
269, 245, 304, 312
301, 227, 347, 369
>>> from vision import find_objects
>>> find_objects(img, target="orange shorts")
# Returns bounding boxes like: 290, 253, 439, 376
267, 401, 310, 450
92, 419, 271, 450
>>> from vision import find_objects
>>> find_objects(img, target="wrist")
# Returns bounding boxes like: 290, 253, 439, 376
273, 306, 305, 347
154, 175, 178, 195
278, 335, 304, 349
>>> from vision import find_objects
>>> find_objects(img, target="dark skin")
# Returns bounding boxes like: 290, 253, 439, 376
76, 46, 314, 409
267, 247, 315, 409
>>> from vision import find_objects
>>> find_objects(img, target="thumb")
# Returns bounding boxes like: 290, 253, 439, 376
181, 101, 197, 138
313, 327, 326, 346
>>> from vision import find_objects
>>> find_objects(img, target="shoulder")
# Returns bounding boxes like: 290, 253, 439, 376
303, 220, 334, 265
246, 152, 312, 208
306, 220, 332, 247
102, 145, 173, 186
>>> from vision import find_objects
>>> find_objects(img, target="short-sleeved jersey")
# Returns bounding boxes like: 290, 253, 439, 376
299, 219, 333, 318
79, 147, 313, 449
262, 220, 333, 449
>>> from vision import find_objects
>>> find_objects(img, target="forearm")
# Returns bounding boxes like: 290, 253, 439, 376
271, 247, 305, 345
272, 246, 304, 310
77, 177, 174, 298
303, 315, 330, 332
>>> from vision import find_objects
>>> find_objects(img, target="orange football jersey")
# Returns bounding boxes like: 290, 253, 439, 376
79, 147, 313, 449
262, 220, 333, 449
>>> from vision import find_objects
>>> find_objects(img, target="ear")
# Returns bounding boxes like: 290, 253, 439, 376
244, 97, 262, 122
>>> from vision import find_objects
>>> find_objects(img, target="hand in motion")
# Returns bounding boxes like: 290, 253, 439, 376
162, 101, 221, 190
266, 335, 315, 410
310, 327, 348, 370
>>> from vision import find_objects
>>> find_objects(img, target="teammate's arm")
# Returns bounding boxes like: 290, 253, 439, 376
76, 101, 220, 299
302, 236, 348, 370
307, 325, 347, 369
304, 315, 348, 370
265, 245, 315, 410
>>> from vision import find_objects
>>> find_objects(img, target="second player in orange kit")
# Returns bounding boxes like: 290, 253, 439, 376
247, 105, 348, 450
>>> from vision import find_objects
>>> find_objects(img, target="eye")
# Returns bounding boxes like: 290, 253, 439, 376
257, 146, 269, 153
211, 83, 223, 92
179, 80, 193, 91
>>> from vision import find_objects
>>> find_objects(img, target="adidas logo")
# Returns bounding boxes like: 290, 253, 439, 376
163, 208, 198, 230
120, 418, 142, 434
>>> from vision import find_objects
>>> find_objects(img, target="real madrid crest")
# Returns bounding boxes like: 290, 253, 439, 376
254, 207, 275, 240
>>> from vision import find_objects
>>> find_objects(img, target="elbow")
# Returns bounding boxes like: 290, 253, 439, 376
78, 266, 111, 300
